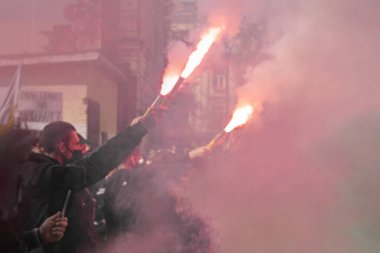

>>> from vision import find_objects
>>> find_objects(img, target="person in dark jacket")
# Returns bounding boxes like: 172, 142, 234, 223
1, 212, 68, 253
12, 112, 161, 253
102, 143, 219, 253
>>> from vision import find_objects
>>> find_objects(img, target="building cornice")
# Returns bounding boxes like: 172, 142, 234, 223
0, 50, 129, 82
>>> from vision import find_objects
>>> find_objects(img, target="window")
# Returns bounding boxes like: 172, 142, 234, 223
212, 74, 226, 93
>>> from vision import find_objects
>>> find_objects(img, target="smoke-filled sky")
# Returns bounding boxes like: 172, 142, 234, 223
183, 0, 380, 252
0, 0, 79, 55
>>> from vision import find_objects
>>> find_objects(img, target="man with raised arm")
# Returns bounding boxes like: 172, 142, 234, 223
13, 112, 163, 253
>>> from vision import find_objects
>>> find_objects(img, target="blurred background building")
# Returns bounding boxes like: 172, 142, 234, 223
0, 0, 171, 147
0, 0, 264, 148
167, 0, 265, 145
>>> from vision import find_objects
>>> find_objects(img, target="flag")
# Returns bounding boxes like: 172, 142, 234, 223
0, 64, 22, 135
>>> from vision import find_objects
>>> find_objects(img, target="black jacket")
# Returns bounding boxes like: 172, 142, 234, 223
13, 122, 147, 253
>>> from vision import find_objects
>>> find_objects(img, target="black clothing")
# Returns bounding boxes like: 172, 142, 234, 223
0, 220, 42, 253
103, 151, 190, 237
102, 152, 216, 253
0, 220, 27, 253
103, 149, 202, 236
103, 169, 136, 236
13, 122, 147, 253
0, 129, 39, 219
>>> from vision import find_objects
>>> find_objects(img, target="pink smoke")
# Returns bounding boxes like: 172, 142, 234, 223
184, 0, 380, 252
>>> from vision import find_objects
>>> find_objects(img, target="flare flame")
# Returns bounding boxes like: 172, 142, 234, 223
224, 105, 254, 133
160, 26, 223, 95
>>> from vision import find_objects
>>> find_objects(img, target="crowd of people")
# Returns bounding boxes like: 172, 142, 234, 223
0, 105, 224, 253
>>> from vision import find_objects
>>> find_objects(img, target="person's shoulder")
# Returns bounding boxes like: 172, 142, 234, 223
25, 152, 56, 163
18, 152, 58, 175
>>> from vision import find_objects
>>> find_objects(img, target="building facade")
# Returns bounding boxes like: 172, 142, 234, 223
115, 0, 171, 116
0, 0, 172, 143
169, 0, 265, 142
0, 52, 126, 146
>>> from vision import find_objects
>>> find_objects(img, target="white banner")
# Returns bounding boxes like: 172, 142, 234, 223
17, 90, 63, 124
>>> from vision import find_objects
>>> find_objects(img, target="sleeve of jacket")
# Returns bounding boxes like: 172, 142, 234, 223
18, 229, 40, 251
51, 121, 148, 190
0, 220, 29, 252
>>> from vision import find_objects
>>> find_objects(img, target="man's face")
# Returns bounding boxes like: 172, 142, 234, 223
58, 130, 81, 163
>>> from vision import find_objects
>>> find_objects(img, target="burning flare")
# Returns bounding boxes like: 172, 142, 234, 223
224, 105, 254, 133
160, 74, 180, 96
181, 27, 222, 79
160, 26, 223, 95
206, 104, 254, 151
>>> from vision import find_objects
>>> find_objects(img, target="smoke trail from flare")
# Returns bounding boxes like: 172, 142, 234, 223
160, 26, 223, 95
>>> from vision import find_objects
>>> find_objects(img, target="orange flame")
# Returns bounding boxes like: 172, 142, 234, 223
160, 74, 180, 95
180, 27, 223, 78
224, 105, 254, 133
159, 26, 222, 96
